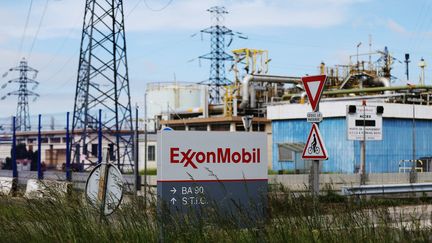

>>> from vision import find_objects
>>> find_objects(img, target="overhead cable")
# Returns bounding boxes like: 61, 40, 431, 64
18, 0, 34, 60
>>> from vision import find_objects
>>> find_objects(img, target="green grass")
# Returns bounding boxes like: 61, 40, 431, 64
1, 186, 432, 242
139, 168, 157, 175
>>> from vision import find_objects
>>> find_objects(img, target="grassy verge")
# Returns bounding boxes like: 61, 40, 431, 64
1, 186, 432, 242
139, 168, 157, 175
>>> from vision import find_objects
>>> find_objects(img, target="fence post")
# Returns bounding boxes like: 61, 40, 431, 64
12, 116, 17, 178
66, 112, 71, 181
98, 109, 102, 164
37, 114, 43, 180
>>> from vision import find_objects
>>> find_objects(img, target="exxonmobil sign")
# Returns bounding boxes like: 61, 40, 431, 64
158, 131, 267, 181
170, 147, 261, 169
157, 131, 268, 220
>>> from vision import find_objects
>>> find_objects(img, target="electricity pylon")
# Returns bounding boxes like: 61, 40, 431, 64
199, 6, 247, 104
1, 58, 39, 131
71, 0, 133, 171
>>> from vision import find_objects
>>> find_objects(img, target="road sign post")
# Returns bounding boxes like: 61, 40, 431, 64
346, 102, 384, 184
301, 75, 327, 197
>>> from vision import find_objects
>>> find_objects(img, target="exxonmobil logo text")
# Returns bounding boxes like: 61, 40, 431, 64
170, 147, 261, 169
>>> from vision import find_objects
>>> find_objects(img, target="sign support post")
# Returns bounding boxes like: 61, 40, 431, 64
312, 103, 320, 196
301, 75, 328, 198
346, 102, 383, 185
360, 101, 366, 185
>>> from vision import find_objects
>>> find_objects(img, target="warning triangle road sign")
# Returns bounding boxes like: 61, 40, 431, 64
302, 123, 328, 160
302, 75, 326, 111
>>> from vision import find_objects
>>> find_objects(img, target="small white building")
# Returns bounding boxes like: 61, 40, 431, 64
0, 130, 158, 172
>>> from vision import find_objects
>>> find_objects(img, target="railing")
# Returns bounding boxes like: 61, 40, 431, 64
342, 183, 432, 196
399, 160, 423, 173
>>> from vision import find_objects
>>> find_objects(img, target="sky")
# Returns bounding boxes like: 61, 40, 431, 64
0, 0, 432, 121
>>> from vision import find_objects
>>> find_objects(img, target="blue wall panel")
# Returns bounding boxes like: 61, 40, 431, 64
359, 119, 432, 173
272, 118, 355, 173
272, 117, 432, 173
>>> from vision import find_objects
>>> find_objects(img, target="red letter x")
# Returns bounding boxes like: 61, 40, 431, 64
180, 149, 197, 169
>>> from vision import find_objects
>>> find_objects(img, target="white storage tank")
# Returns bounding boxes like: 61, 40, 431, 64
146, 82, 206, 130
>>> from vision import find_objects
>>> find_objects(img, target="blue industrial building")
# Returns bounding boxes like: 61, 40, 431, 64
268, 102, 432, 174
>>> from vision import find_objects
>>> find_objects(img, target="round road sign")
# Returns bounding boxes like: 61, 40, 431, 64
85, 163, 124, 215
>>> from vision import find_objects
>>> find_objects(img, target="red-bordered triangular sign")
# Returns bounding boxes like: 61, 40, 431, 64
302, 123, 328, 160
302, 75, 327, 111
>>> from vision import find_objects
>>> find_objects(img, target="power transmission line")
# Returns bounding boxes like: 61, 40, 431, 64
18, 0, 34, 60
143, 0, 173, 12
28, 0, 50, 60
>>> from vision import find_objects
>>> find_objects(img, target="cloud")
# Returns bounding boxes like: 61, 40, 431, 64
0, 1, 82, 40
0, 0, 366, 42
387, 19, 408, 35
125, 0, 364, 31
0, 0, 367, 116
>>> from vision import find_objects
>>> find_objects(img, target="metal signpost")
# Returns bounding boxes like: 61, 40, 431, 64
301, 75, 328, 197
346, 102, 383, 184
157, 131, 267, 222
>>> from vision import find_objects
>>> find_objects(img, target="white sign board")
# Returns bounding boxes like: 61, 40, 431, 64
157, 131, 267, 218
157, 131, 267, 181
307, 112, 323, 123
346, 105, 382, 141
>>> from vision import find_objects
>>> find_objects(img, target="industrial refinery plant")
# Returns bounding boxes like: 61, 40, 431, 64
4, 1, 432, 241
1, 3, 432, 178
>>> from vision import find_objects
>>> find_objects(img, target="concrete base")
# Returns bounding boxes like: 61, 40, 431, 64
0, 177, 16, 196
24, 179, 71, 199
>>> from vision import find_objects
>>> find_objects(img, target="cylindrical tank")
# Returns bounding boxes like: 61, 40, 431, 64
146, 82, 204, 129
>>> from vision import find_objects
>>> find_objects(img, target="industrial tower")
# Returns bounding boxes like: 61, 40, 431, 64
199, 6, 245, 104
1, 58, 39, 131
72, 0, 133, 171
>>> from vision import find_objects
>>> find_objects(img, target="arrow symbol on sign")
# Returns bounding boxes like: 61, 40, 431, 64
170, 198, 176, 205
170, 187, 177, 194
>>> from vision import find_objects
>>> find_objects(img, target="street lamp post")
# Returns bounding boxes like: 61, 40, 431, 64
144, 92, 148, 209
356, 42, 362, 75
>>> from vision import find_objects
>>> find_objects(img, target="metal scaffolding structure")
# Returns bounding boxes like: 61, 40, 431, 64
199, 6, 245, 104
1, 58, 39, 131
72, 0, 133, 171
